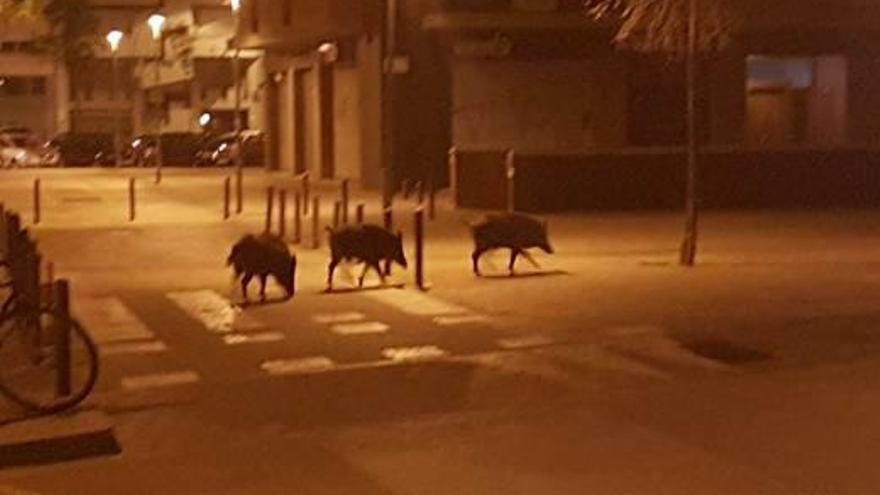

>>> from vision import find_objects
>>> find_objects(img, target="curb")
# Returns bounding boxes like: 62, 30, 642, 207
0, 410, 120, 469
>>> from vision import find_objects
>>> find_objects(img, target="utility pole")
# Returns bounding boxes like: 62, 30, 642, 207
380, 0, 398, 223
680, 0, 699, 266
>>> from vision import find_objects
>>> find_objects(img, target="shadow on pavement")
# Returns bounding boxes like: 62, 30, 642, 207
478, 269, 570, 280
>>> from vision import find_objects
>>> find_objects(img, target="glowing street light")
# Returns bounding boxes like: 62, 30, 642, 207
229, 0, 241, 12
105, 29, 123, 53
147, 13, 166, 41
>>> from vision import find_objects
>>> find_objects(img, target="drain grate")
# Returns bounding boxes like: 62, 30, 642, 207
680, 339, 772, 365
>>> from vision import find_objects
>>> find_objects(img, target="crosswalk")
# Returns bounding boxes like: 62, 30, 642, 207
74, 289, 731, 398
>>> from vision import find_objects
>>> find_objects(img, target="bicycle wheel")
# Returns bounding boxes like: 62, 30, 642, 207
0, 309, 99, 414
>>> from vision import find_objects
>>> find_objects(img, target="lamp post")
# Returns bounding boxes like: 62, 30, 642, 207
680, 0, 699, 266
230, 0, 243, 214
380, 0, 398, 227
147, 13, 166, 183
106, 29, 124, 169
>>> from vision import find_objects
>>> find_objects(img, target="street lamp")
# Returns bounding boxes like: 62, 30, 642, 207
230, 0, 243, 214
106, 29, 124, 168
147, 13, 166, 183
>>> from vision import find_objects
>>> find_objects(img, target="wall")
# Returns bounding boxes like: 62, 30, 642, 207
451, 56, 627, 153
334, 67, 362, 180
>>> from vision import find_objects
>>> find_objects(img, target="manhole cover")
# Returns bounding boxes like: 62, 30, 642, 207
61, 196, 103, 204
680, 339, 772, 365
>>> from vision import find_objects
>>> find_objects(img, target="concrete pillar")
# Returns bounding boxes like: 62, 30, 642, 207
358, 36, 383, 189
316, 52, 335, 179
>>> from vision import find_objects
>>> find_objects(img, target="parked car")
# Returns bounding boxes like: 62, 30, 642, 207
194, 130, 265, 167
43, 132, 114, 167
125, 132, 211, 167
0, 128, 48, 168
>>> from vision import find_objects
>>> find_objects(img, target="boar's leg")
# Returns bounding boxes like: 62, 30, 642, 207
508, 249, 520, 275
471, 249, 484, 276
327, 258, 340, 290
383, 258, 392, 277
519, 249, 541, 269
258, 274, 268, 301
241, 272, 254, 302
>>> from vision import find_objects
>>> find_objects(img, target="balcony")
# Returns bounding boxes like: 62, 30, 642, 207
236, 0, 377, 52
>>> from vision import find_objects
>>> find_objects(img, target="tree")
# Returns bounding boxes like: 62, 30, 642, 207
586, 0, 732, 266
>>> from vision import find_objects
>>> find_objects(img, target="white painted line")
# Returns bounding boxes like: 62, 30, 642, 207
101, 340, 168, 356
331, 321, 390, 335
75, 297, 154, 343
313, 312, 366, 324
364, 290, 468, 316
604, 325, 663, 337
166, 289, 265, 334
261, 357, 335, 375
496, 335, 556, 350
382, 345, 448, 362
223, 332, 285, 345
434, 314, 491, 326
121, 371, 201, 391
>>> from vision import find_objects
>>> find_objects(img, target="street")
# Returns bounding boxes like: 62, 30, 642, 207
1, 169, 879, 494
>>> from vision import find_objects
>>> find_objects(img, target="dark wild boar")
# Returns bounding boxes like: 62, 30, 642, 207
470, 213, 553, 276
326, 224, 407, 290
227, 233, 297, 302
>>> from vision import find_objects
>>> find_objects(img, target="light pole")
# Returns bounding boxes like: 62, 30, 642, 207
147, 13, 166, 184
230, 0, 243, 214
380, 0, 398, 227
106, 29, 124, 169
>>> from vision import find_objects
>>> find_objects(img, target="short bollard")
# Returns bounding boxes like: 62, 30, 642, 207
54, 279, 71, 397
128, 178, 136, 222
505, 148, 516, 213
355, 204, 365, 224
401, 179, 411, 200
341, 179, 350, 224
293, 191, 302, 243
311, 196, 321, 249
302, 173, 310, 215
33, 178, 40, 225
155, 163, 162, 185
383, 206, 393, 231
278, 189, 287, 239
223, 177, 231, 220
428, 182, 437, 220
333, 201, 341, 228
265, 186, 275, 233
415, 207, 426, 290
235, 168, 243, 214
417, 181, 425, 205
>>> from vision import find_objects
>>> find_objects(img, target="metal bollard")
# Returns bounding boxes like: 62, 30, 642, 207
417, 180, 425, 205
311, 196, 321, 249
341, 178, 350, 224
54, 279, 71, 397
333, 201, 341, 228
428, 182, 436, 220
401, 179, 411, 200
223, 177, 231, 220
302, 173, 310, 215
128, 178, 136, 222
355, 203, 364, 224
235, 168, 243, 214
383, 206, 393, 231
505, 148, 516, 213
415, 207, 425, 290
293, 191, 302, 243
33, 179, 40, 225
265, 186, 275, 233
155, 162, 162, 185
278, 189, 287, 239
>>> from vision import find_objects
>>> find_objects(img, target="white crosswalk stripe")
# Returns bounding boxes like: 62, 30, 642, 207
331, 321, 390, 335
166, 289, 264, 334
364, 290, 468, 316
76, 297, 154, 343
434, 314, 491, 326
382, 345, 447, 362
223, 332, 285, 345
496, 335, 556, 350
261, 357, 335, 375
121, 371, 201, 390
101, 340, 168, 356
313, 312, 367, 324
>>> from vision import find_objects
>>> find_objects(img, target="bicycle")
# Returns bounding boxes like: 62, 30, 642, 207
0, 268, 99, 414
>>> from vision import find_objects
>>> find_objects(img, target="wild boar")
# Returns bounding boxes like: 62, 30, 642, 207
227, 233, 297, 302
470, 213, 553, 276
326, 224, 407, 290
